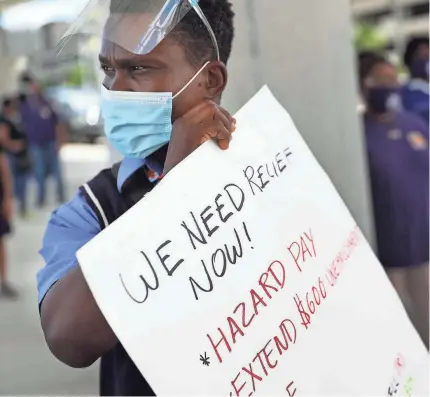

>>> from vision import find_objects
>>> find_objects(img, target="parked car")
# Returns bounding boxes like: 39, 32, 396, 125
45, 86, 104, 144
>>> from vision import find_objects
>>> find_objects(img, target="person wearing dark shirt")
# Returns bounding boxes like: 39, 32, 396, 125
402, 36, 429, 124
0, 129, 16, 298
19, 74, 67, 207
359, 53, 429, 348
0, 97, 31, 217
37, 0, 235, 395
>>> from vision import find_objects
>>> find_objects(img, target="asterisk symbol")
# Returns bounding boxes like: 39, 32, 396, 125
200, 352, 210, 366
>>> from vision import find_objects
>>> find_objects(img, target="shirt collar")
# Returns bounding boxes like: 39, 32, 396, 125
408, 79, 429, 95
117, 157, 164, 192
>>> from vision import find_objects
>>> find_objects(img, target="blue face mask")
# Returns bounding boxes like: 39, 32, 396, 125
410, 58, 429, 79
101, 61, 210, 159
367, 87, 402, 114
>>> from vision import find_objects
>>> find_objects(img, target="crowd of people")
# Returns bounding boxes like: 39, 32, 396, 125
0, 74, 66, 299
358, 36, 429, 349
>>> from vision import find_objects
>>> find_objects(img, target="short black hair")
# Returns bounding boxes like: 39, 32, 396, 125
174, 0, 235, 65
358, 51, 388, 85
20, 72, 34, 84
403, 36, 429, 69
2, 98, 12, 109
110, 0, 235, 65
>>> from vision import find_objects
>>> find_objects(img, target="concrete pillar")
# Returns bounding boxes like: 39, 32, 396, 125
0, 28, 28, 94
0, 56, 27, 95
223, 0, 374, 242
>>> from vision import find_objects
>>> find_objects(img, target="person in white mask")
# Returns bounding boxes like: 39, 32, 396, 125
37, 0, 235, 395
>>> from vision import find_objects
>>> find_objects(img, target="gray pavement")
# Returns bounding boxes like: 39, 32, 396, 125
0, 144, 110, 395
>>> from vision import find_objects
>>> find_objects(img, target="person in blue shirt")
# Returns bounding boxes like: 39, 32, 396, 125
37, 0, 235, 395
19, 74, 68, 208
359, 52, 429, 349
402, 36, 429, 124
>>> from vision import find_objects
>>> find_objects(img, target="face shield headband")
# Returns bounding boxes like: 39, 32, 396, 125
57, 0, 220, 62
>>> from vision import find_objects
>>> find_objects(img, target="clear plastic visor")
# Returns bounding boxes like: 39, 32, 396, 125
57, 0, 219, 60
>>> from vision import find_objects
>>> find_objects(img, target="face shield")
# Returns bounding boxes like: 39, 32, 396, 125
57, 0, 220, 61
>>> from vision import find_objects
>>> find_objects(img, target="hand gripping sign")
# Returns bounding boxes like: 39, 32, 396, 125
78, 87, 429, 396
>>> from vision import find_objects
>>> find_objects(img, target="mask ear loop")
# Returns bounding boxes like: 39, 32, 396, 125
172, 1, 220, 100
173, 61, 210, 99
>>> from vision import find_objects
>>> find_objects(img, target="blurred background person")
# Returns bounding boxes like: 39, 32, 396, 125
19, 74, 67, 208
359, 53, 429, 349
402, 36, 429, 124
0, 97, 31, 218
0, 127, 17, 299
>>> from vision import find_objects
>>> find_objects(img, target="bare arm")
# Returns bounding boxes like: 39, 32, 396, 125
0, 152, 13, 221
55, 121, 68, 149
41, 266, 118, 368
39, 195, 118, 368
0, 152, 13, 199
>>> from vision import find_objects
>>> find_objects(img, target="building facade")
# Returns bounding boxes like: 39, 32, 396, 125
352, 0, 429, 52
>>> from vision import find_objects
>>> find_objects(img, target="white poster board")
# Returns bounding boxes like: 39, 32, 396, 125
78, 86, 429, 396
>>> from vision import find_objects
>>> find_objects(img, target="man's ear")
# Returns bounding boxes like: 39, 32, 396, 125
204, 61, 228, 100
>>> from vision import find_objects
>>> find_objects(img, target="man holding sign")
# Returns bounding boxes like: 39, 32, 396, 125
37, 0, 235, 395
37, 1, 429, 396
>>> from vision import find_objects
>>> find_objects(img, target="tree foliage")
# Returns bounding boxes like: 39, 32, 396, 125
354, 22, 388, 52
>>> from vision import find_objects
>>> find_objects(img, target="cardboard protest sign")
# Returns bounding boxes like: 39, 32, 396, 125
78, 86, 429, 396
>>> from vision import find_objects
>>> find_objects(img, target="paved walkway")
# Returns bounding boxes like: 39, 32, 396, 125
0, 144, 109, 395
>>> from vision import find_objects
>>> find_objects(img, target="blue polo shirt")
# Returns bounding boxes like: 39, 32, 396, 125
402, 79, 429, 125
37, 157, 163, 304
364, 111, 429, 268
20, 94, 60, 146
